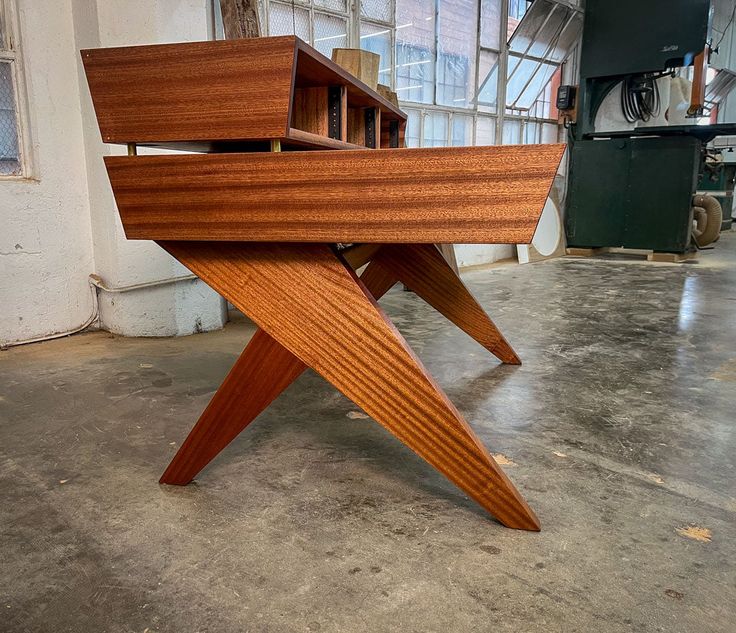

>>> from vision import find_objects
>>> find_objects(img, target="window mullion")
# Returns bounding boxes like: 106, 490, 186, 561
433, 0, 439, 106
496, 0, 509, 142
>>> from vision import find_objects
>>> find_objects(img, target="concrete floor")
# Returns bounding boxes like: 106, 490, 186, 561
2, 235, 736, 633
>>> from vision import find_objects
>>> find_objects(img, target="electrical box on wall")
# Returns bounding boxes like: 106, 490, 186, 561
556, 85, 577, 110
557, 85, 577, 125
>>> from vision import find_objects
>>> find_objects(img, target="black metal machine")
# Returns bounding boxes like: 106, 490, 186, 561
564, 0, 735, 254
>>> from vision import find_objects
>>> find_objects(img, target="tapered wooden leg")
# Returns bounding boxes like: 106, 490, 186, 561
159, 240, 539, 530
160, 253, 398, 486
369, 243, 521, 365
159, 328, 305, 485
356, 253, 399, 298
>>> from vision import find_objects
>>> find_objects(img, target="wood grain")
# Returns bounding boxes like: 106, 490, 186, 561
219, 0, 261, 39
357, 257, 399, 298
81, 36, 405, 149
158, 240, 540, 530
372, 244, 521, 364
346, 107, 366, 146
82, 37, 296, 143
285, 128, 364, 150
331, 48, 380, 90
106, 144, 565, 244
291, 88, 329, 138
341, 244, 382, 269
437, 243, 458, 274
159, 249, 396, 485
293, 40, 403, 118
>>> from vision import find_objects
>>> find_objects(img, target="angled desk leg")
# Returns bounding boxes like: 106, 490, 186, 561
364, 243, 521, 365
159, 264, 398, 486
159, 241, 539, 531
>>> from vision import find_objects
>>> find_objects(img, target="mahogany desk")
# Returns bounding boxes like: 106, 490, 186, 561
82, 36, 564, 531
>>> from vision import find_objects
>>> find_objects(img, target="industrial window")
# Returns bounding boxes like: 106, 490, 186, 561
508, 0, 531, 24
436, 0, 477, 108
402, 107, 492, 148
258, 0, 573, 147
451, 112, 473, 145
396, 43, 434, 104
265, 0, 350, 58
437, 53, 471, 107
359, 0, 394, 87
395, 0, 435, 102
260, 0, 396, 84
0, 0, 24, 177
360, 22, 392, 86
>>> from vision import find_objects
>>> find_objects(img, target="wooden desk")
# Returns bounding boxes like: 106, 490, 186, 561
83, 36, 564, 531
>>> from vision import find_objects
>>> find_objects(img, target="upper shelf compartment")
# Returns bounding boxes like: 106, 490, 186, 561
81, 36, 406, 153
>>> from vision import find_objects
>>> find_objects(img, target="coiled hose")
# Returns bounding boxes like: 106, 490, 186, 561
692, 194, 722, 247
621, 75, 661, 123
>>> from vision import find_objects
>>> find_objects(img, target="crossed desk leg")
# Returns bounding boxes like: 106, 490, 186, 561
158, 241, 539, 531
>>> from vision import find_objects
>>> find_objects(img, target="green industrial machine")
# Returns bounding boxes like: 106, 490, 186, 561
565, 0, 736, 254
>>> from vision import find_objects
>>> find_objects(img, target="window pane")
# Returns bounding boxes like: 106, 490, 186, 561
527, 78, 552, 119
542, 122, 559, 144
476, 49, 498, 112
269, 2, 310, 40
313, 12, 348, 57
508, 0, 530, 21
506, 54, 557, 110
424, 111, 448, 147
507, 0, 530, 38
437, 0, 478, 108
480, 0, 501, 50
451, 114, 473, 146
0, 61, 20, 176
523, 120, 539, 144
361, 0, 392, 23
508, 0, 583, 63
258, 0, 266, 32
475, 116, 496, 144
360, 22, 392, 87
502, 118, 521, 145
395, 0, 435, 104
405, 108, 421, 147
315, 0, 347, 12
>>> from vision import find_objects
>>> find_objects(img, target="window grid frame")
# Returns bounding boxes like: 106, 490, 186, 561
263, 0, 354, 53
258, 0, 568, 146
0, 0, 30, 179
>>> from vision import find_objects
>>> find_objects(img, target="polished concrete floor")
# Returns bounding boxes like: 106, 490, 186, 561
2, 235, 735, 633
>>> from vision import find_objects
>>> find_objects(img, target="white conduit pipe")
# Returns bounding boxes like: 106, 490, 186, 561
1, 273, 198, 350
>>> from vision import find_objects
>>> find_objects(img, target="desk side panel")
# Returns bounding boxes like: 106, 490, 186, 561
81, 37, 296, 144
105, 145, 565, 244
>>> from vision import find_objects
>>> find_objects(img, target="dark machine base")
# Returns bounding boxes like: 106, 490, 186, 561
565, 136, 701, 254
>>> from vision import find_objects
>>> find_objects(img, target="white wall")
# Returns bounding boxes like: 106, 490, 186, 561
455, 244, 514, 268
72, 0, 226, 338
1, 0, 95, 345
1, 0, 227, 347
